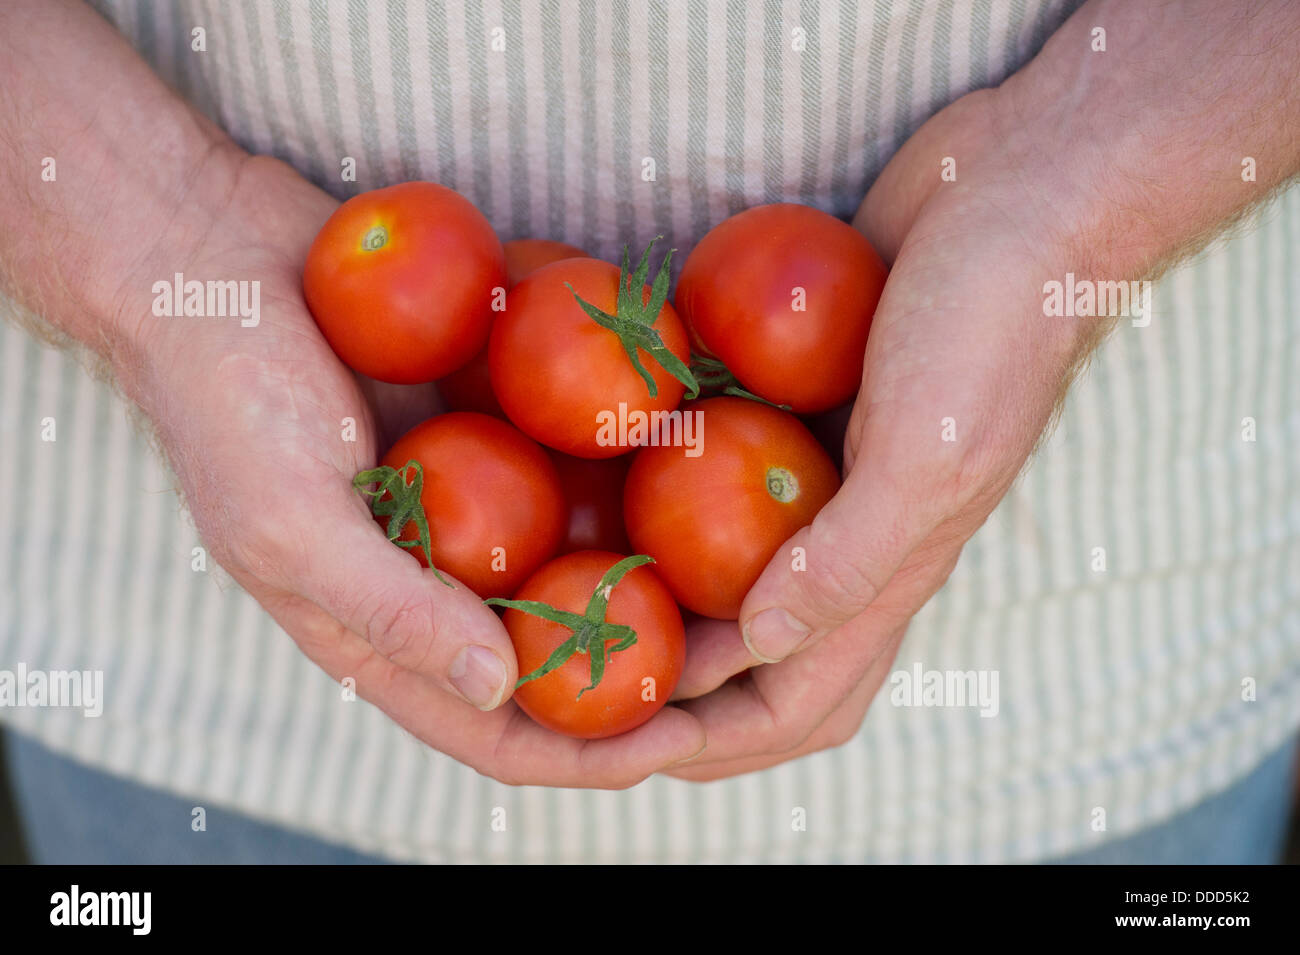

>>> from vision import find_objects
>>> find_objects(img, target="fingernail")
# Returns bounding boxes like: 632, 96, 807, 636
670, 741, 708, 766
742, 609, 811, 663
450, 645, 509, 710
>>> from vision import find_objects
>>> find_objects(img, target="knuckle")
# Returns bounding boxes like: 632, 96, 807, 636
802, 523, 885, 621
770, 715, 816, 754
575, 746, 646, 791
930, 424, 1021, 509
359, 589, 439, 669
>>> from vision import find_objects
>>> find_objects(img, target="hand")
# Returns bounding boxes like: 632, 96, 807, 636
666, 0, 1300, 780
665, 89, 1108, 779
115, 154, 705, 787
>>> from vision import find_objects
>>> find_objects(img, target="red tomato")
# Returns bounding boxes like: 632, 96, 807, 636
548, 451, 632, 555
438, 239, 591, 418
502, 551, 684, 739
503, 238, 590, 289
378, 412, 564, 598
675, 203, 887, 413
303, 182, 506, 384
624, 397, 841, 619
490, 257, 692, 458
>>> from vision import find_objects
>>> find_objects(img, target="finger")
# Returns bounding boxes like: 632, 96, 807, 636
237, 474, 520, 712
675, 610, 907, 764
670, 616, 758, 700
485, 704, 708, 789
685, 526, 962, 702
257, 587, 707, 788
736, 456, 936, 665
382, 652, 708, 788
663, 659, 882, 781
736, 262, 1014, 665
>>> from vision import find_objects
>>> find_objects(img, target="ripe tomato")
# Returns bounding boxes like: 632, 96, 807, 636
490, 254, 693, 458
303, 182, 506, 384
499, 551, 684, 739
503, 238, 589, 288
438, 239, 591, 418
548, 451, 632, 555
675, 203, 887, 413
377, 412, 564, 598
624, 397, 840, 619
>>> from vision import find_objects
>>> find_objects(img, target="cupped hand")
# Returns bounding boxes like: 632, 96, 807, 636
666, 89, 1111, 779
114, 154, 705, 787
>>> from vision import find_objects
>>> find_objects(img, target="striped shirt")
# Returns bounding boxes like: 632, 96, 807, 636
1, 0, 1297, 862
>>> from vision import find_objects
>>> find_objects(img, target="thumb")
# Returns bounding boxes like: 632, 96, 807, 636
737, 460, 940, 664
261, 481, 519, 710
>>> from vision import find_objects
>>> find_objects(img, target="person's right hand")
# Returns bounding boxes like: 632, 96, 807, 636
109, 152, 706, 787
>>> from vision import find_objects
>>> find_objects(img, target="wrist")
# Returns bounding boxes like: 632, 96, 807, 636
987, 68, 1160, 287
92, 137, 249, 381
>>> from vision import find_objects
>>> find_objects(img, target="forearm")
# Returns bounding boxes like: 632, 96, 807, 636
853, 0, 1300, 405
998, 0, 1300, 282
0, 0, 245, 373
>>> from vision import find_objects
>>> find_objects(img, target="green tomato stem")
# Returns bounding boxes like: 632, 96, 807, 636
352, 461, 453, 588
567, 237, 699, 400
689, 353, 792, 410
487, 554, 654, 698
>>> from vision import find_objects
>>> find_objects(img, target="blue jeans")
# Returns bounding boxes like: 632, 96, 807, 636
2, 730, 390, 864
1047, 736, 1298, 864
3, 728, 1296, 864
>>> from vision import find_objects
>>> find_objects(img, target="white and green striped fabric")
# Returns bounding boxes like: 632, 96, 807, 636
2, 0, 1297, 863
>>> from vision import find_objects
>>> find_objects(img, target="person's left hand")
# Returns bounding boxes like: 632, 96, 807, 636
663, 88, 1113, 780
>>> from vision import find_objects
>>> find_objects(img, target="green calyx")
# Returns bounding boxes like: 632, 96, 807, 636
486, 554, 654, 699
353, 461, 453, 588
690, 353, 791, 410
567, 237, 699, 400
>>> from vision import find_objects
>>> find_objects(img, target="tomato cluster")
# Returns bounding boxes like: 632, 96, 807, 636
304, 186, 885, 738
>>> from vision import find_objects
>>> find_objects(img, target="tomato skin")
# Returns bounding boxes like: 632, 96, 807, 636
623, 397, 841, 619
548, 451, 633, 555
505, 551, 685, 739
489, 257, 691, 459
438, 239, 591, 418
503, 239, 589, 289
675, 203, 887, 413
379, 412, 565, 598
303, 182, 506, 384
